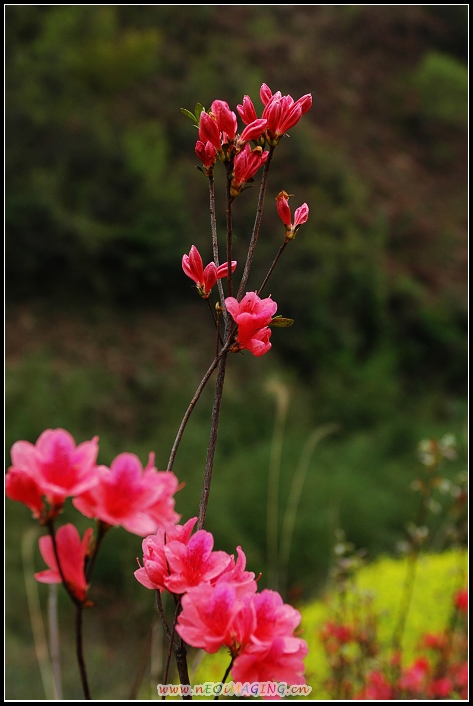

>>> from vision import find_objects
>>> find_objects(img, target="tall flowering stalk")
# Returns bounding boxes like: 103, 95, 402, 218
6, 83, 312, 699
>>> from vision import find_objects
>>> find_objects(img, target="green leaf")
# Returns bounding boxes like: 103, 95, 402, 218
194, 103, 205, 120
269, 316, 294, 328
181, 107, 198, 123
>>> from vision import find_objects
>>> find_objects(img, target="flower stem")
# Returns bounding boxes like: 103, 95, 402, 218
209, 173, 226, 314
214, 657, 234, 700
226, 171, 234, 298
167, 342, 232, 472
257, 240, 289, 296
75, 604, 91, 699
197, 351, 228, 531
237, 146, 275, 301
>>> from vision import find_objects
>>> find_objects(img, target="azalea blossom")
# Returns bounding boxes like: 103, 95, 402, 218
7, 428, 99, 509
5, 467, 45, 518
276, 190, 309, 240
231, 635, 308, 687
198, 110, 221, 151
214, 546, 257, 598
225, 292, 278, 356
164, 529, 231, 594
176, 582, 240, 653
73, 452, 180, 536
134, 517, 198, 591
210, 99, 238, 142
260, 83, 312, 144
195, 140, 217, 173
230, 143, 269, 197
237, 95, 258, 125
35, 523, 93, 603
182, 245, 236, 298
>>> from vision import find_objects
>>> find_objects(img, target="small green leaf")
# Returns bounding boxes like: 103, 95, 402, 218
181, 108, 198, 123
194, 103, 205, 120
269, 317, 294, 328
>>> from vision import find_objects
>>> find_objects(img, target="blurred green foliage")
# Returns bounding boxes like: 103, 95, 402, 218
5, 6, 468, 699
191, 548, 467, 699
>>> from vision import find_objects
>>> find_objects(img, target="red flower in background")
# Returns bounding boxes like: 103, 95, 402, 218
7, 429, 99, 509
35, 523, 92, 603
73, 452, 180, 536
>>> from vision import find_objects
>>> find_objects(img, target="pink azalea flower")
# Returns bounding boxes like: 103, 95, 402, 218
182, 245, 236, 298
164, 529, 232, 594
73, 452, 180, 536
225, 292, 278, 357
250, 589, 302, 643
239, 118, 268, 145
8, 428, 99, 507
276, 191, 309, 240
230, 143, 269, 197
5, 467, 45, 518
176, 582, 240, 653
237, 95, 258, 125
260, 84, 312, 143
195, 140, 217, 172
134, 517, 198, 591
35, 523, 92, 603
214, 546, 257, 598
198, 111, 221, 151
232, 635, 308, 687
210, 100, 238, 142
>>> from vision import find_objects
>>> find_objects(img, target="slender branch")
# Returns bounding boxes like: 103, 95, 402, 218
156, 590, 173, 643
257, 240, 289, 296
214, 657, 234, 700
167, 342, 232, 472
197, 352, 229, 531
75, 604, 91, 699
85, 520, 109, 583
209, 173, 226, 314
171, 598, 192, 699
237, 146, 275, 301
226, 173, 234, 298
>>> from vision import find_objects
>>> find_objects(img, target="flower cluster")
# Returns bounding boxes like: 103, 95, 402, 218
5, 429, 181, 603
6, 429, 180, 534
225, 292, 278, 357
135, 517, 308, 691
193, 83, 312, 194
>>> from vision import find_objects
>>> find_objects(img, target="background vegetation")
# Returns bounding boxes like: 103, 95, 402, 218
5, 5, 467, 699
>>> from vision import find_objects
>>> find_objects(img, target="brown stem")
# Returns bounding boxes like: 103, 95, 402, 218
209, 173, 226, 313
214, 657, 234, 700
85, 520, 109, 583
257, 240, 289, 296
226, 174, 234, 298
156, 590, 173, 643
75, 604, 91, 699
171, 598, 192, 699
197, 352, 228, 531
167, 342, 232, 472
237, 146, 275, 301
